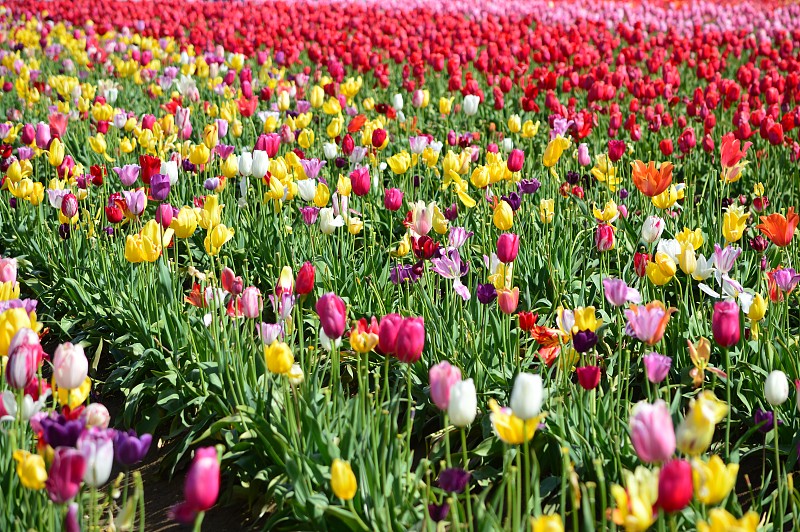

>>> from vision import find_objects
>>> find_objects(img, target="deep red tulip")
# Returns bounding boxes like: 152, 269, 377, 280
576, 366, 601, 390
296, 262, 315, 295
656, 460, 693, 513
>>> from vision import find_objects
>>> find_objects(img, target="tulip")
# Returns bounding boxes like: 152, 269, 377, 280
204, 224, 235, 256
448, 379, 477, 427
60, 193, 78, 219
489, 399, 542, 444
170, 447, 220, 524
510, 373, 543, 420
316, 293, 347, 340
139, 155, 161, 185
429, 361, 462, 411
625, 301, 676, 345
78, 428, 114, 487
607, 139, 626, 162
765, 370, 789, 406
629, 400, 675, 463
722, 205, 748, 243
462, 95, 479, 116
376, 313, 402, 355
330, 459, 357, 500
6, 328, 42, 389
603, 278, 641, 307
84, 403, 111, 429
641, 216, 665, 243
383, 188, 404, 211
507, 149, 524, 172
576, 366, 601, 390
251, 150, 269, 179
656, 460, 693, 512
113, 164, 140, 186
497, 287, 520, 315
149, 173, 171, 201
319, 207, 344, 234
595, 224, 614, 251
161, 160, 179, 185
295, 262, 315, 295
395, 317, 425, 363
643, 353, 672, 383
631, 160, 673, 197
493, 200, 514, 230
693, 456, 739, 505
350, 167, 370, 197
13, 450, 47, 490
756, 207, 799, 247
496, 233, 520, 263
711, 300, 740, 348
676, 391, 728, 455
264, 341, 294, 374
238, 151, 253, 176
0, 257, 17, 284
46, 448, 86, 503
53, 342, 88, 390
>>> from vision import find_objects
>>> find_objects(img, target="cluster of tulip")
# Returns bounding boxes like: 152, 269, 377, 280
2, 0, 800, 530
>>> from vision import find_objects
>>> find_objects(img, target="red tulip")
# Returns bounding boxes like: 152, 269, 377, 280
139, 154, 161, 185
350, 167, 370, 197
576, 366, 601, 390
607, 139, 626, 162
295, 262, 315, 295
656, 460, 693, 512
634, 252, 650, 278
394, 317, 425, 363
46, 448, 86, 503
518, 311, 537, 332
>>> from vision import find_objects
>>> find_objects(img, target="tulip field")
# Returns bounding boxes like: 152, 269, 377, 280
4, 0, 800, 530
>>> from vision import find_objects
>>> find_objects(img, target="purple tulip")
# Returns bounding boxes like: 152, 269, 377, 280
603, 277, 642, 307
643, 353, 672, 383
112, 165, 140, 187
149, 173, 171, 201
40, 415, 86, 448
476, 283, 497, 305
437, 468, 471, 493
113, 429, 153, 466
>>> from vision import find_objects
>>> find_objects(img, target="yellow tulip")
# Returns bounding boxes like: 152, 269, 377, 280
432, 205, 449, 234
189, 143, 210, 165
722, 204, 748, 243
6, 160, 32, 183
390, 234, 412, 258
0, 308, 38, 356
611, 467, 658, 532
470, 166, 490, 189
13, 450, 47, 490
387, 152, 412, 175
421, 147, 439, 168
119, 137, 137, 153
530, 515, 564, 532
677, 242, 697, 275
646, 252, 677, 286
322, 97, 341, 116
350, 330, 378, 353
489, 399, 543, 445
542, 136, 570, 168
651, 184, 679, 210
197, 195, 223, 230
330, 459, 357, 500
521, 120, 540, 139
676, 227, 704, 250
539, 198, 555, 224
574, 307, 602, 332
508, 114, 521, 134
340, 77, 362, 101
697, 509, 758, 532
264, 341, 294, 374
592, 200, 619, 223
493, 200, 514, 231
309, 85, 325, 108
48, 137, 65, 167
221, 154, 239, 178
313, 183, 331, 208
327, 115, 343, 138
203, 123, 219, 149
747, 294, 767, 322
204, 224, 234, 256
439, 97, 453, 115
171, 207, 198, 238
347, 217, 363, 235
298, 129, 315, 149
57, 376, 92, 409
692, 456, 738, 505
590, 154, 620, 191
676, 390, 728, 455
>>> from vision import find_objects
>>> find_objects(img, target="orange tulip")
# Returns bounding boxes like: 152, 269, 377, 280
631, 160, 673, 197
757, 207, 799, 247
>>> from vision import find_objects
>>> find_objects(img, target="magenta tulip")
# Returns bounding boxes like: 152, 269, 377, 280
316, 293, 347, 340
240, 287, 262, 319
506, 149, 524, 172
46, 448, 86, 503
496, 233, 520, 263
384, 188, 404, 211
656, 459, 693, 512
378, 313, 403, 355
712, 300, 740, 347
170, 447, 220, 524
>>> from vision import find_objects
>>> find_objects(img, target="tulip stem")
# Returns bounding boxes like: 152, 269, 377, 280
346, 500, 370, 531
724, 347, 731, 459
460, 428, 473, 531
774, 415, 783, 531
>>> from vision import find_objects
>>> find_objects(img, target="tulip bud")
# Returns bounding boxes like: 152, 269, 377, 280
384, 188, 404, 211
60, 193, 78, 219
395, 317, 425, 364
506, 149, 524, 172
448, 379, 477, 427
510, 373, 543, 420
656, 460, 693, 512
765, 370, 789, 406
53, 342, 88, 390
643, 353, 672, 383
429, 361, 462, 411
84, 403, 111, 429
330, 459, 357, 500
371, 129, 387, 149
295, 262, 315, 295
316, 293, 347, 340
712, 300, 740, 348
241, 287, 262, 319
170, 447, 220, 524
641, 216, 665, 244
496, 233, 520, 263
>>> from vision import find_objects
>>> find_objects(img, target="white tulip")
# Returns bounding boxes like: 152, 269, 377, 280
448, 379, 477, 427
765, 370, 789, 406
238, 151, 253, 176
510, 373, 543, 420
251, 150, 269, 179
463, 95, 480, 116
297, 179, 318, 202
319, 207, 345, 235
641, 216, 665, 244
160, 160, 179, 186
323, 142, 338, 159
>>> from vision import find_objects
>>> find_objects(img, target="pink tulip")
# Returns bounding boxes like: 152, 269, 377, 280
240, 287, 262, 319
384, 188, 404, 211
378, 313, 403, 355
0, 257, 17, 284
429, 361, 462, 411
496, 233, 520, 263
6, 329, 43, 389
497, 287, 520, 315
316, 293, 347, 340
506, 148, 524, 172
712, 300, 740, 347
52, 342, 88, 390
395, 317, 425, 364
46, 448, 86, 503
170, 447, 220, 524
629, 400, 675, 463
